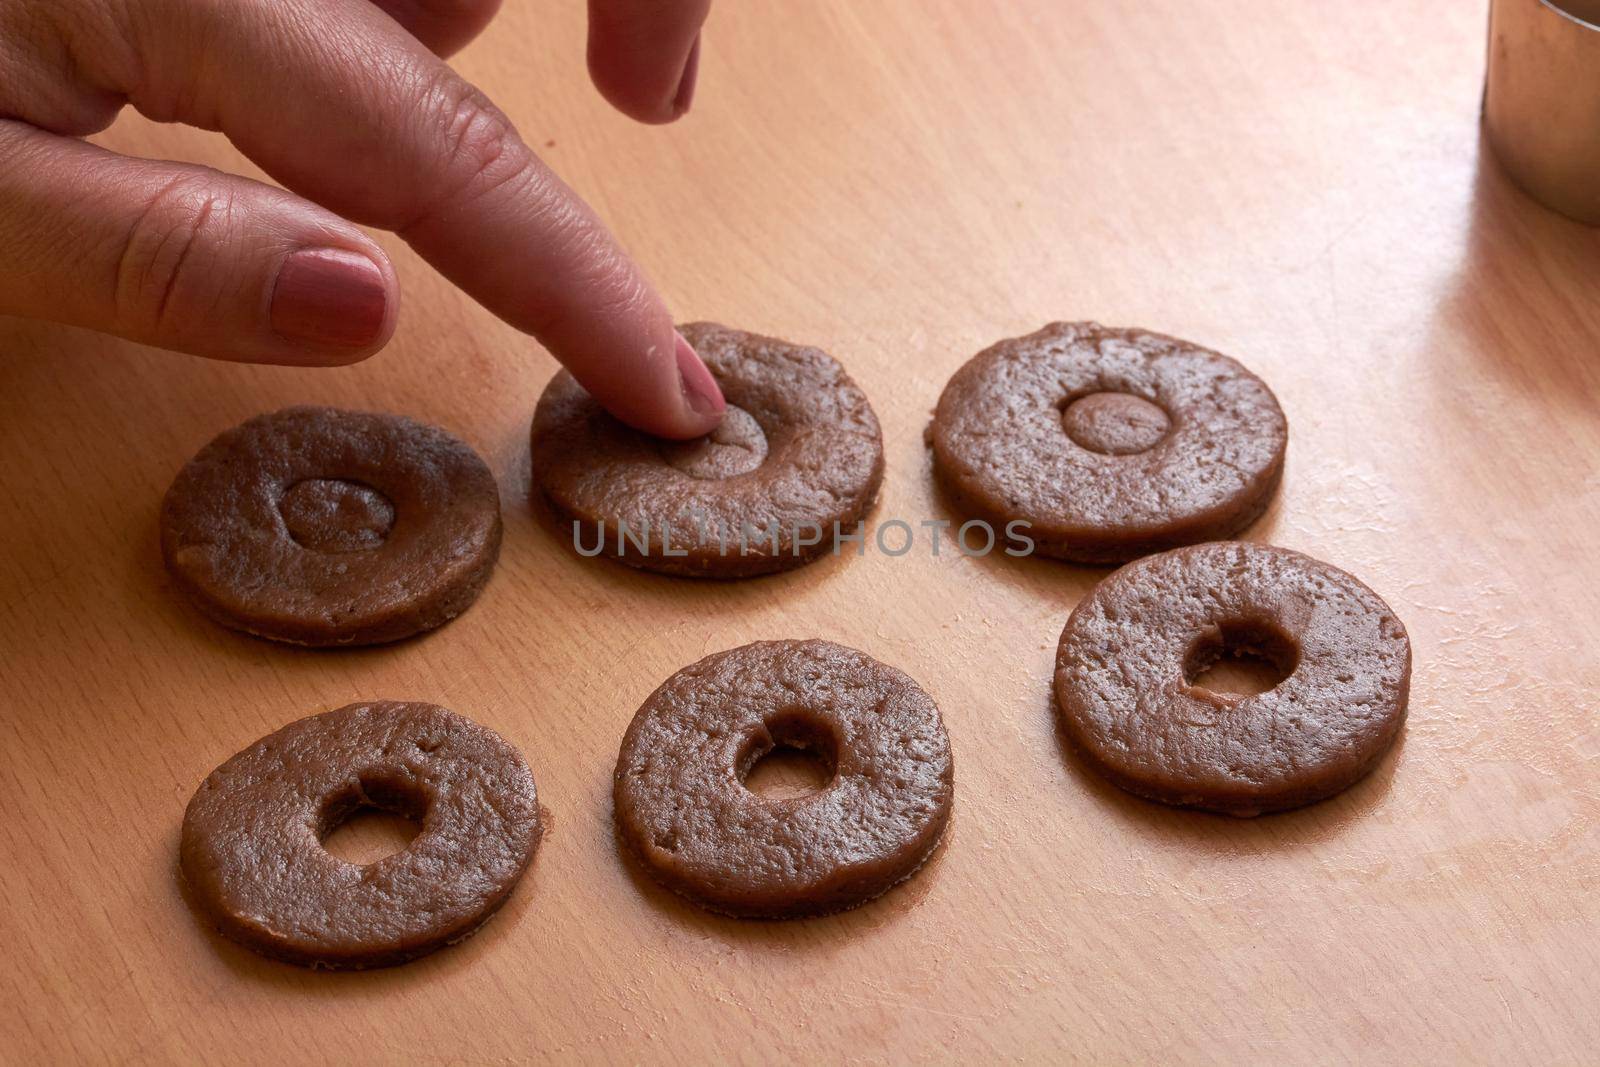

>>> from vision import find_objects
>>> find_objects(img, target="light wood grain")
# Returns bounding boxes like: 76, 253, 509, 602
3, 0, 1598, 1062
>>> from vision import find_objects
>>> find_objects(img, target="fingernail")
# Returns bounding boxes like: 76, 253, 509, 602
271, 248, 388, 349
673, 35, 702, 116
675, 330, 725, 418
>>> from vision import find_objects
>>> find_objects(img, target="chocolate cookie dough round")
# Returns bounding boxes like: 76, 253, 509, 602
530, 323, 884, 578
161, 406, 502, 646
930, 323, 1287, 563
180, 701, 542, 969
1054, 542, 1410, 816
614, 640, 953, 918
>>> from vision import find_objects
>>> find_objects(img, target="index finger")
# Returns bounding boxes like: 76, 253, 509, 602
93, 0, 724, 437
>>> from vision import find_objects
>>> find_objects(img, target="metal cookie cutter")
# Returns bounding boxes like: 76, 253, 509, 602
1485, 0, 1600, 223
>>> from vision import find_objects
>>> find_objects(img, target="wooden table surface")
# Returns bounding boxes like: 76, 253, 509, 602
4, 0, 1598, 1062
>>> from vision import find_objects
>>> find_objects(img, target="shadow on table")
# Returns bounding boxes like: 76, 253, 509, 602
126, 506, 419, 673
917, 444, 1294, 609
610, 813, 954, 954
1045, 688, 1406, 856
171, 820, 551, 997
1429, 144, 1600, 415
514, 443, 891, 619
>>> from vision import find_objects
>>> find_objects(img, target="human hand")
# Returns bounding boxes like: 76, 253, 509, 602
0, 0, 722, 438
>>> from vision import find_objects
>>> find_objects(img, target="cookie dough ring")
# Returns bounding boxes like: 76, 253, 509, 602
161, 406, 502, 646
1054, 542, 1411, 816
931, 322, 1287, 563
531, 323, 884, 578
614, 640, 953, 918
180, 701, 542, 969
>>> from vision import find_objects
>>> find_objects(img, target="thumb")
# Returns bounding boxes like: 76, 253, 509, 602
0, 121, 397, 366
587, 0, 711, 123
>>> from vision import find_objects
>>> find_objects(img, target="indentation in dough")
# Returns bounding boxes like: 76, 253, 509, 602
1059, 391, 1171, 455
661, 405, 769, 479
280, 478, 396, 552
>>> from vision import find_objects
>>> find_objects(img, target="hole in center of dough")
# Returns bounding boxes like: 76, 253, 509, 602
318, 775, 426, 866
280, 478, 396, 553
1059, 392, 1171, 455
1183, 618, 1299, 698
322, 808, 421, 865
738, 711, 838, 801
661, 405, 769, 480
